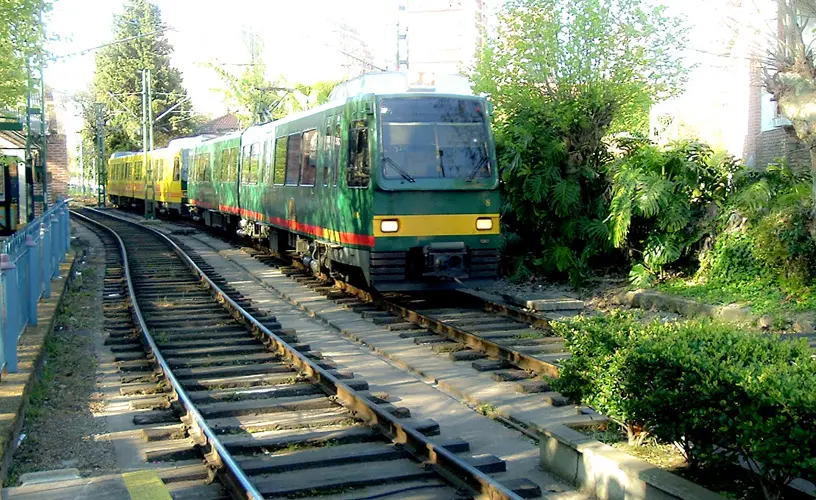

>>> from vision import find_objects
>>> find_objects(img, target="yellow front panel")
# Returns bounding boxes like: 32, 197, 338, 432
373, 214, 500, 237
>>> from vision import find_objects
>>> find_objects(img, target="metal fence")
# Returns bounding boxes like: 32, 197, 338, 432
0, 199, 71, 374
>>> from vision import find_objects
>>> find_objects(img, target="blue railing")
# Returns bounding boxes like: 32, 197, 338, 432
0, 199, 71, 374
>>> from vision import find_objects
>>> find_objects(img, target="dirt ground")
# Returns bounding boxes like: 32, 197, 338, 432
5, 237, 118, 486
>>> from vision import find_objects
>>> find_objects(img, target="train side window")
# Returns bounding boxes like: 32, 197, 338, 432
322, 126, 332, 187
241, 146, 251, 184
300, 130, 317, 186
250, 143, 260, 184
265, 139, 273, 183
347, 122, 370, 188
285, 134, 302, 185
218, 150, 227, 181
273, 137, 286, 185
173, 157, 181, 182
230, 147, 239, 181
205, 153, 212, 182
333, 123, 341, 187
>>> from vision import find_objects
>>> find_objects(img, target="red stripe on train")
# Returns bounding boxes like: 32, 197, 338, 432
216, 204, 374, 247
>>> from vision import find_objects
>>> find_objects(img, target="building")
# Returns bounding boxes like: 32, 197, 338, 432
651, 0, 811, 171
400, 0, 488, 74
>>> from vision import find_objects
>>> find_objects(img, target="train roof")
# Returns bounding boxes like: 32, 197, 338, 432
327, 71, 474, 102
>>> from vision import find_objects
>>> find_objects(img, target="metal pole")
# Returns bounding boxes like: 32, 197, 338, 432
147, 69, 154, 152
95, 102, 106, 207
142, 70, 149, 220
79, 140, 85, 196
39, 64, 47, 209
147, 69, 155, 220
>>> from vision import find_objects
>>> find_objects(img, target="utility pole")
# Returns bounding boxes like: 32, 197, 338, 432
95, 102, 106, 207
396, 1, 409, 71
79, 139, 85, 196
142, 69, 155, 220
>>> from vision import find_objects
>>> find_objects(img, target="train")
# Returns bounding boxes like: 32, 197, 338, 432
107, 72, 501, 291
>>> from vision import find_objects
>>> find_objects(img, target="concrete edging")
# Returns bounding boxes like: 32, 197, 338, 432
0, 250, 82, 484
539, 423, 725, 500
612, 289, 753, 324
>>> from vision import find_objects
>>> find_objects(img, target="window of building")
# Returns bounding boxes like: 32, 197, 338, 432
285, 134, 302, 185
273, 137, 287, 185
347, 121, 370, 188
300, 130, 317, 186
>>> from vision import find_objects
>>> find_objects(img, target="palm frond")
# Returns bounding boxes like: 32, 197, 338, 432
634, 173, 674, 217
523, 174, 547, 203
551, 179, 581, 217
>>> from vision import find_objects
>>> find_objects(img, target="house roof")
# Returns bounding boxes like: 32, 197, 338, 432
195, 114, 241, 135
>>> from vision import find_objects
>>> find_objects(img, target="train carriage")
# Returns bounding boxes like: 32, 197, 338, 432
108, 137, 203, 215
186, 72, 501, 291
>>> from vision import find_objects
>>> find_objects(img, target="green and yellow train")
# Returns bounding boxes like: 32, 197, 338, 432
108, 72, 501, 291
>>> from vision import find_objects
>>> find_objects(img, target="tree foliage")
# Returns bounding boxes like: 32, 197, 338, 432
89, 0, 194, 153
473, 0, 689, 282
210, 33, 338, 127
0, 0, 51, 110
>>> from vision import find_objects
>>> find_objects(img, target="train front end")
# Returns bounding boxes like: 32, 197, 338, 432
367, 77, 501, 291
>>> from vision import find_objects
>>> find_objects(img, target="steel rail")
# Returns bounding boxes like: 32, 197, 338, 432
77, 208, 525, 500
71, 210, 265, 500
335, 281, 562, 379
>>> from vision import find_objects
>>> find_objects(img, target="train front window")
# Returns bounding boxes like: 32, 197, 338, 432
380, 98, 491, 181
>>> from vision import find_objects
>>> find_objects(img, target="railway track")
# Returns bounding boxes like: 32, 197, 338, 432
241, 251, 570, 390
72, 208, 540, 500
106, 207, 574, 397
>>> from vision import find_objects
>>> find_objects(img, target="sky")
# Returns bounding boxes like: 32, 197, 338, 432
45, 0, 402, 135
44, 0, 776, 157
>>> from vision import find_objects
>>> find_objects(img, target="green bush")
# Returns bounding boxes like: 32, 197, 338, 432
555, 315, 816, 498
691, 162, 816, 304
552, 312, 650, 444
606, 140, 740, 287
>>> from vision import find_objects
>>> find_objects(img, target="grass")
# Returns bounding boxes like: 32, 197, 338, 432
657, 275, 816, 317
476, 403, 497, 416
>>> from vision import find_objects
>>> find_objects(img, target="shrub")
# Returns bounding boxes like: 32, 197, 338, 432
695, 162, 815, 299
553, 312, 651, 444
555, 315, 816, 498
606, 140, 741, 287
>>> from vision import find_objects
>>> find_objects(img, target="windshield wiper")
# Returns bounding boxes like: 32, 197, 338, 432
382, 156, 416, 183
465, 156, 489, 182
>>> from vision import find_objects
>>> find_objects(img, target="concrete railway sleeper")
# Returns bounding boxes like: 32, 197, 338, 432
241, 247, 571, 394
72, 208, 541, 500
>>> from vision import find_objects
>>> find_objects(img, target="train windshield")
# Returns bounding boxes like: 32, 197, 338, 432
379, 98, 491, 181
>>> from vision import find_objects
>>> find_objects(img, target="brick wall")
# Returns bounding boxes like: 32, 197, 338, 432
44, 87, 69, 205
744, 58, 763, 165
47, 133, 69, 204
756, 127, 811, 172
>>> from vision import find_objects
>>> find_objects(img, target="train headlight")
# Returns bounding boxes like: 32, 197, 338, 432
476, 217, 494, 231
380, 219, 400, 233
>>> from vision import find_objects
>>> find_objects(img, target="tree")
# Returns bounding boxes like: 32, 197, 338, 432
210, 33, 339, 127
472, 0, 689, 282
764, 0, 816, 234
0, 0, 50, 110
90, 0, 194, 153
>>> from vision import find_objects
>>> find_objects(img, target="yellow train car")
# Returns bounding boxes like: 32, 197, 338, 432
107, 138, 202, 215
